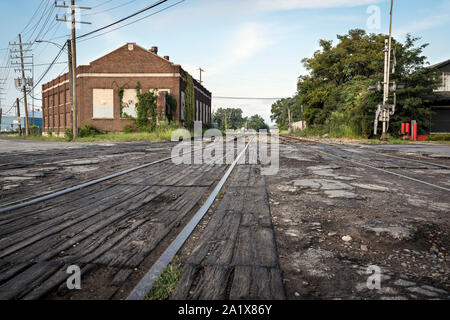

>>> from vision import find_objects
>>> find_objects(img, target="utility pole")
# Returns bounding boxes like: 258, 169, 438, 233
16, 98, 22, 136
18, 34, 30, 136
9, 34, 33, 136
198, 67, 204, 85
67, 39, 74, 132
31, 54, 34, 126
56, 0, 91, 139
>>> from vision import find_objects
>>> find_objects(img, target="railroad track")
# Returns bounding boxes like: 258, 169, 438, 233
279, 135, 450, 192
284, 135, 450, 170
0, 135, 260, 300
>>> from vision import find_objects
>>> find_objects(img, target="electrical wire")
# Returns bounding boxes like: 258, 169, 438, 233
77, 0, 169, 39
78, 0, 185, 43
85, 0, 137, 16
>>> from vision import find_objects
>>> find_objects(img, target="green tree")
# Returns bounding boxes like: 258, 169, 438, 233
247, 114, 269, 131
212, 107, 246, 131
270, 96, 302, 130
272, 29, 440, 137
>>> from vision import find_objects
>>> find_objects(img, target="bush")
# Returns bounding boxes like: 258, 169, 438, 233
79, 124, 103, 137
123, 124, 136, 133
29, 125, 41, 136
65, 128, 73, 141
427, 134, 450, 141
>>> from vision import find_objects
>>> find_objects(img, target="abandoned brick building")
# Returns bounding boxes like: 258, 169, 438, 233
41, 43, 211, 134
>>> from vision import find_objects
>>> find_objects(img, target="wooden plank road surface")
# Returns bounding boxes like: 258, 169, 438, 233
0, 153, 228, 299
171, 164, 285, 300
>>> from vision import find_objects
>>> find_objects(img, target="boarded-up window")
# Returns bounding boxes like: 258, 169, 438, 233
122, 89, 138, 118
93, 89, 114, 119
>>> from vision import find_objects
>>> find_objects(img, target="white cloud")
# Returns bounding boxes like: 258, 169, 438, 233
394, 14, 450, 38
208, 22, 275, 76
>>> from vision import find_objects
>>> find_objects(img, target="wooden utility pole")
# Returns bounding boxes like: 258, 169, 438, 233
67, 39, 74, 134
18, 34, 30, 136
70, 0, 78, 139
56, 0, 91, 140
16, 98, 22, 136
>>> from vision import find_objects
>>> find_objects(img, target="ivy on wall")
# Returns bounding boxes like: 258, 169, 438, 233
184, 73, 195, 129
135, 81, 158, 130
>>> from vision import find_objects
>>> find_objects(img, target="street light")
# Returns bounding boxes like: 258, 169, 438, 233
36, 39, 75, 139
35, 40, 69, 55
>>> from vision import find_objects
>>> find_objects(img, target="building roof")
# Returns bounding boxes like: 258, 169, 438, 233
429, 58, 450, 70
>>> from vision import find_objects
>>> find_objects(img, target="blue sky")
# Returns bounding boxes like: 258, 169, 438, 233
1, 0, 449, 125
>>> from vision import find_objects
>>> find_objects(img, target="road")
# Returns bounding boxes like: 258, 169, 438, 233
0, 136, 448, 300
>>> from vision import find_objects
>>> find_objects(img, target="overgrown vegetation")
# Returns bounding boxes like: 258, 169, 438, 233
427, 133, 450, 141
184, 74, 195, 129
144, 256, 183, 300
134, 82, 158, 131
79, 124, 104, 137
212, 107, 269, 131
271, 29, 441, 138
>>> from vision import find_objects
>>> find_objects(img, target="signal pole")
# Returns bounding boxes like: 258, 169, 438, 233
56, 0, 91, 139
380, 0, 394, 141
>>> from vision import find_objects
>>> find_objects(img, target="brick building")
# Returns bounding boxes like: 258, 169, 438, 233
42, 43, 211, 135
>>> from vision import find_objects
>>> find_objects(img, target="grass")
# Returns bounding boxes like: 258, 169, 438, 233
289, 129, 450, 145
2, 127, 180, 143
144, 256, 183, 300
2, 134, 67, 142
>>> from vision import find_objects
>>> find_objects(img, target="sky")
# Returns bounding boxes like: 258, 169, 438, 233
1, 0, 450, 125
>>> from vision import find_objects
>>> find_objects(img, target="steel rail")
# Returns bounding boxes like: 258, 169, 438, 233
280, 135, 450, 192
284, 135, 450, 170
0, 139, 228, 214
127, 137, 255, 300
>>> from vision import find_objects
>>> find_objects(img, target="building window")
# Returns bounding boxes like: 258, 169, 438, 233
121, 89, 138, 118
93, 89, 114, 119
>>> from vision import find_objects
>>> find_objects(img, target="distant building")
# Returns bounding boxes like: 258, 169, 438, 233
430, 59, 450, 133
41, 43, 211, 135
0, 112, 42, 132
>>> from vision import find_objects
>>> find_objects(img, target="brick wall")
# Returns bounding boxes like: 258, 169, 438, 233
41, 43, 212, 133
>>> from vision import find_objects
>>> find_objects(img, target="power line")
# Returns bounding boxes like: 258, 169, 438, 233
22, 0, 47, 35
32, 43, 67, 91
91, 0, 114, 9
85, 0, 138, 16
77, 0, 169, 39
78, 0, 185, 43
